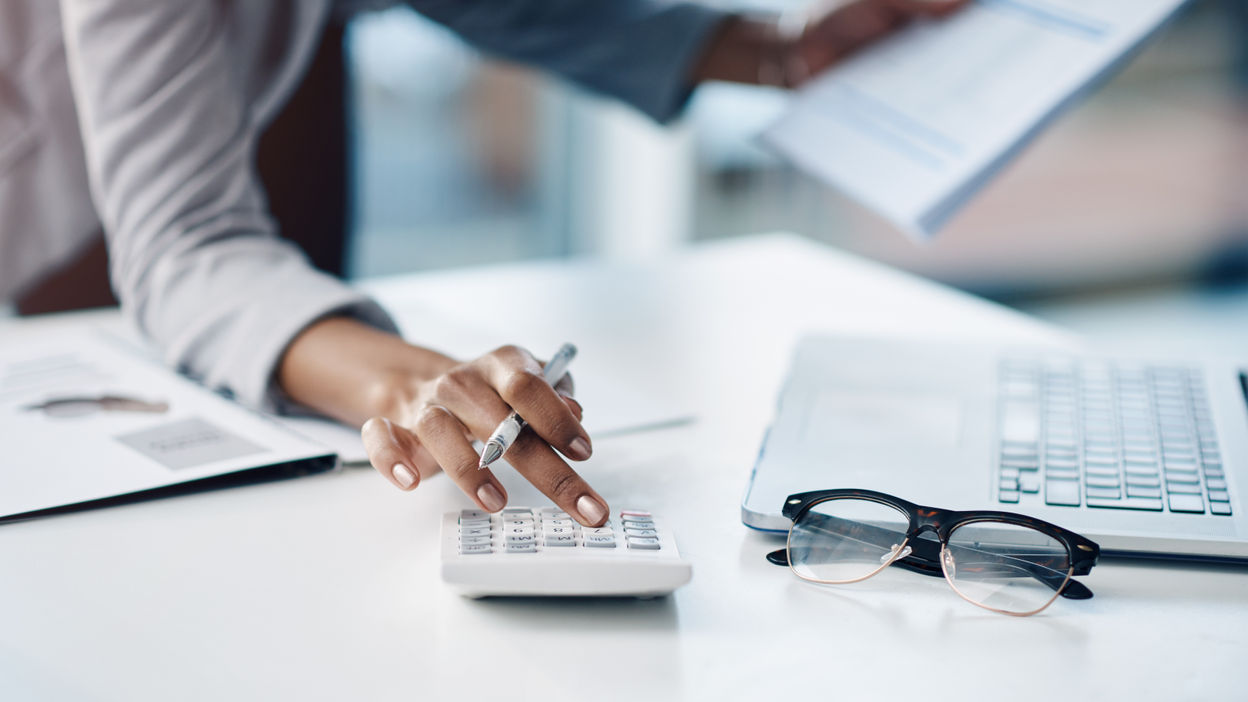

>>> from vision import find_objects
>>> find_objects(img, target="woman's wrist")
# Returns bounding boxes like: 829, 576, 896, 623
277, 316, 456, 427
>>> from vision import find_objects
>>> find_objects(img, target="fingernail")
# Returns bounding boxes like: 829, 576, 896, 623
392, 463, 416, 489
576, 495, 606, 526
568, 437, 592, 460
478, 483, 506, 512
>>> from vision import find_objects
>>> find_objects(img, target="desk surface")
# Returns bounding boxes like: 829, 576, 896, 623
2, 234, 1245, 701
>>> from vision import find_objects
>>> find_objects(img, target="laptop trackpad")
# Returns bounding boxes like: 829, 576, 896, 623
806, 391, 963, 447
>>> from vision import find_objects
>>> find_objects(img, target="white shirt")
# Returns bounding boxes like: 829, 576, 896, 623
0, 0, 724, 410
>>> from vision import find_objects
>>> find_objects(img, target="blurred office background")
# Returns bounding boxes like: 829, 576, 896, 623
346, 0, 1247, 348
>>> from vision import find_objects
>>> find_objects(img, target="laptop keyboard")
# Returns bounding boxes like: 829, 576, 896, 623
996, 357, 1232, 515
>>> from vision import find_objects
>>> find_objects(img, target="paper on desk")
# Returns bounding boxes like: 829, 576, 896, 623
0, 329, 335, 521
762, 0, 1188, 237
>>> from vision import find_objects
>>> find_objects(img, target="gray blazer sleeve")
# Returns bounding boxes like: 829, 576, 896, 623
408, 0, 729, 123
57, 0, 396, 411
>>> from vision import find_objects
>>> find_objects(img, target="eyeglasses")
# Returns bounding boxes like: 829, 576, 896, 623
766, 489, 1100, 616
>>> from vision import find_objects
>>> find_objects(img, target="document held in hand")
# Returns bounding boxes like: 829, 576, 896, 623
762, 0, 1189, 238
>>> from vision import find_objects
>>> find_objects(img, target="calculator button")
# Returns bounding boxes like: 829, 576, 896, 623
545, 534, 577, 547
505, 542, 537, 553
459, 536, 492, 547
542, 519, 575, 529
620, 510, 651, 518
460, 543, 492, 555
505, 530, 535, 543
626, 536, 661, 550
460, 509, 490, 521
624, 528, 658, 538
622, 519, 653, 529
585, 527, 613, 536
585, 534, 617, 547
503, 507, 533, 515
460, 526, 492, 538
545, 526, 577, 536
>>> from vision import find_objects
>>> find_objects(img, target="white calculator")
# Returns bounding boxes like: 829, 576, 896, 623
441, 506, 692, 598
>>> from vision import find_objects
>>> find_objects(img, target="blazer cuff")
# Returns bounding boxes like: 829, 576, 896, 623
233, 276, 398, 413
634, 4, 731, 124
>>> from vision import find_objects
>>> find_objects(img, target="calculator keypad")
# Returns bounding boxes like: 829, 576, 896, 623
457, 508, 664, 555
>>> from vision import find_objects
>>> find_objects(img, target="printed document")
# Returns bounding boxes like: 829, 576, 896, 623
0, 328, 334, 521
762, 0, 1188, 237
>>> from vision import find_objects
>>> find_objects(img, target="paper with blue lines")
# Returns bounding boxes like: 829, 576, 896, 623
762, 0, 1188, 238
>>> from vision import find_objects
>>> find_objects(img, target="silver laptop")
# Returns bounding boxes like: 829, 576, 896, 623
742, 335, 1248, 562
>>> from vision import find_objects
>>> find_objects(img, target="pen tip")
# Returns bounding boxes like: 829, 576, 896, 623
478, 442, 504, 469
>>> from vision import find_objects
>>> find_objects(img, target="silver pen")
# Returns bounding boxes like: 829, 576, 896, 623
478, 343, 578, 469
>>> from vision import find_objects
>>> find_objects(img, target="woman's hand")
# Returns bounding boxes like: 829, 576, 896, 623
278, 318, 609, 526
786, 0, 968, 85
693, 0, 968, 88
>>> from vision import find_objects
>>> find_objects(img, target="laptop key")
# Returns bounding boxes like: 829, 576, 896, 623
1019, 476, 1041, 494
1126, 485, 1163, 499
1045, 480, 1080, 507
1165, 482, 1202, 495
1085, 476, 1120, 489
998, 489, 1020, 504
1210, 502, 1233, 516
1208, 490, 1230, 503
1087, 496, 1164, 511
1167, 494, 1205, 514
1085, 486, 1121, 500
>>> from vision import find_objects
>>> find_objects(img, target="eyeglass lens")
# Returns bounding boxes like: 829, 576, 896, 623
788, 498, 912, 584
789, 498, 1074, 615
943, 521, 1072, 615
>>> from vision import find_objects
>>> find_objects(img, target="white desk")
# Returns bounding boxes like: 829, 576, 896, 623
2, 234, 1245, 700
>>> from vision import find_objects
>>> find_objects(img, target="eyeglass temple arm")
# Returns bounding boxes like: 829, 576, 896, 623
766, 546, 1093, 599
